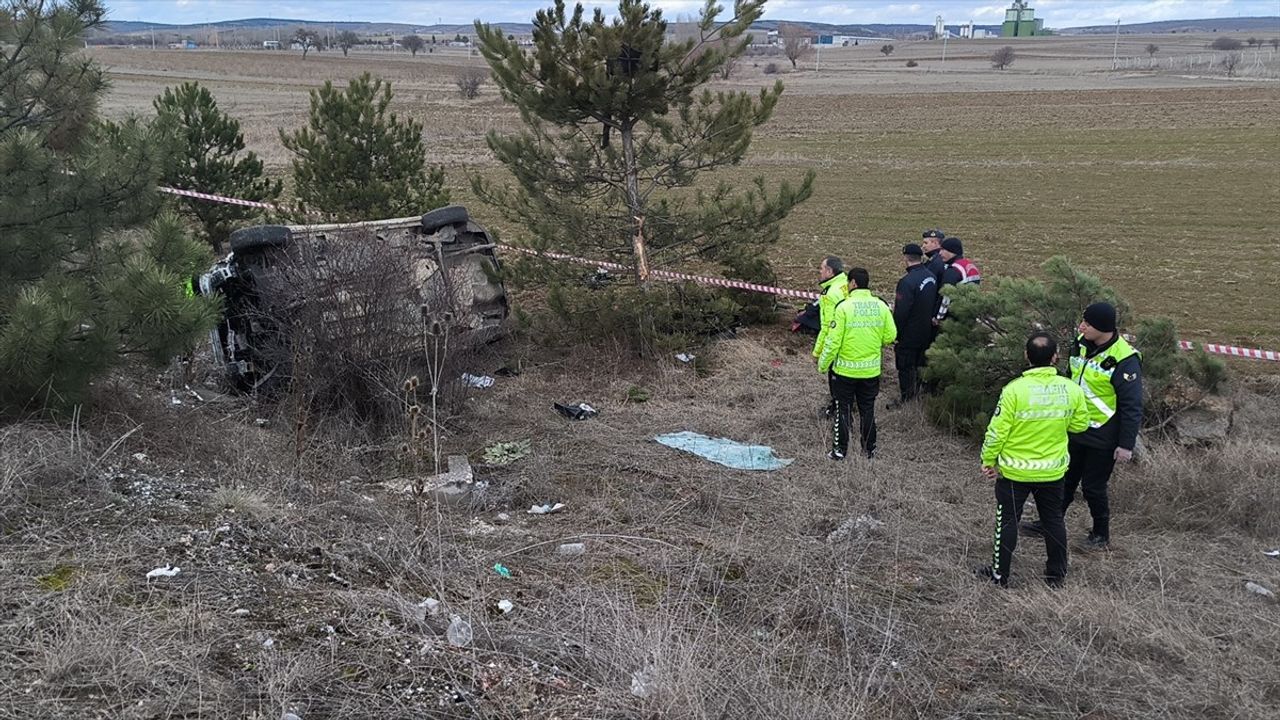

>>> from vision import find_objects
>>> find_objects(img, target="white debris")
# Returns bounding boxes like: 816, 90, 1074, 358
496, 512, 511, 522
446, 615, 473, 648
827, 514, 885, 543
146, 565, 181, 580
131, 452, 149, 463
528, 502, 566, 515
326, 571, 350, 586
630, 667, 658, 698
418, 598, 442, 616
461, 373, 495, 389
675, 353, 696, 363
255, 418, 270, 427
262, 636, 275, 649
214, 525, 232, 535
1264, 549, 1280, 558
1245, 581, 1275, 598
232, 608, 250, 617
497, 599, 514, 614
281, 713, 302, 720
556, 542, 586, 556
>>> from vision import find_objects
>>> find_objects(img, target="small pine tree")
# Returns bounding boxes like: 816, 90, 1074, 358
279, 73, 449, 221
924, 256, 1221, 436
1, 1, 217, 413
474, 0, 813, 345
154, 82, 282, 252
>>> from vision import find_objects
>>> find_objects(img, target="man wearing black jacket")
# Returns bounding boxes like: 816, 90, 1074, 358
1022, 302, 1143, 549
922, 229, 946, 282
891, 243, 938, 407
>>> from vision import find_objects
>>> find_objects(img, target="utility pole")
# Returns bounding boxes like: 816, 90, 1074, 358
1111, 18, 1120, 70
942, 33, 948, 66
816, 42, 821, 72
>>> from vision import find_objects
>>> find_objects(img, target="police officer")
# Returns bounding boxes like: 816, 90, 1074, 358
921, 229, 946, 282
1022, 302, 1142, 549
818, 268, 896, 460
978, 332, 1090, 588
891, 243, 938, 407
814, 256, 849, 416
934, 237, 982, 323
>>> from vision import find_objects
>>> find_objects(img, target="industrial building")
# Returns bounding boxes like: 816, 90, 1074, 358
1001, 1, 1046, 37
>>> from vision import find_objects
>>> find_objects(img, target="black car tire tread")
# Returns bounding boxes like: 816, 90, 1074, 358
421, 205, 469, 233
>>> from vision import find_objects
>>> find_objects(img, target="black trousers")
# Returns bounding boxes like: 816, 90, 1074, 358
993, 477, 1068, 583
894, 346, 925, 402
1061, 441, 1117, 538
831, 374, 879, 456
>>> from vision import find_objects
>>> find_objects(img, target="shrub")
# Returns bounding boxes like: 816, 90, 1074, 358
763, 62, 779, 74
1210, 36, 1243, 51
905, 59, 918, 67
991, 46, 1016, 70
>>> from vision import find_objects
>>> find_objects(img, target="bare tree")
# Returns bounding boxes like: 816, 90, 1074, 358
1222, 52, 1242, 77
1246, 37, 1259, 48
991, 45, 1016, 70
1146, 43, 1159, 58
454, 68, 486, 99
1271, 38, 1280, 51
294, 28, 318, 58
718, 35, 742, 79
402, 34, 425, 56
779, 23, 809, 69
337, 30, 358, 57
880, 43, 894, 56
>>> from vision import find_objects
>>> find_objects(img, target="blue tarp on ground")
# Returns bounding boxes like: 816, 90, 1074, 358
654, 431, 793, 471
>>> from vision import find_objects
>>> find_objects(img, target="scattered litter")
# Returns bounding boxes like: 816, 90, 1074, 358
214, 525, 232, 535
281, 713, 302, 720
255, 418, 270, 427
654, 431, 794, 471
418, 598, 442, 616
497, 599, 514, 614
493, 563, 513, 579
1264, 549, 1280, 558
146, 565, 181, 580
462, 373, 495, 389
327, 571, 351, 586
447, 615, 473, 647
827, 514, 885, 543
556, 542, 586, 556
769, 359, 783, 368
482, 440, 531, 466
465, 519, 497, 537
169, 395, 183, 406
1245, 581, 1275, 598
232, 608, 250, 617
131, 452, 148, 463
554, 402, 598, 421
261, 636, 275, 649
675, 353, 696, 363
496, 512, 511, 522
528, 502, 566, 515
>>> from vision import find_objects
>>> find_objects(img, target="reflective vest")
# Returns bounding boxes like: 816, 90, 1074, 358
812, 272, 849, 359
950, 257, 981, 284
817, 289, 897, 379
1069, 335, 1139, 430
981, 366, 1090, 482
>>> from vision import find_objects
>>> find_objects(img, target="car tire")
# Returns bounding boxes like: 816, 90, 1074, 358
421, 205, 469, 233
229, 225, 292, 254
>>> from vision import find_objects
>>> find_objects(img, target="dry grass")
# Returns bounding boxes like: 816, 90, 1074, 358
2, 328, 1277, 718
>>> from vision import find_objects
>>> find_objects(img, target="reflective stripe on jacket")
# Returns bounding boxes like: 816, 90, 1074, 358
813, 273, 849, 359
818, 289, 897, 379
981, 366, 1090, 482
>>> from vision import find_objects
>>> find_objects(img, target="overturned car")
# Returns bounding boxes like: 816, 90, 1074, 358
199, 206, 508, 392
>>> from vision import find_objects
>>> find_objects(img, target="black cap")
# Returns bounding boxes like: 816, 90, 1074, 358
922, 229, 944, 239
902, 243, 924, 257
1083, 302, 1117, 333
941, 237, 963, 255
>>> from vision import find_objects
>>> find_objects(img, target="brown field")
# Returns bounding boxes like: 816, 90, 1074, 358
2, 32, 1277, 720
92, 34, 1280, 349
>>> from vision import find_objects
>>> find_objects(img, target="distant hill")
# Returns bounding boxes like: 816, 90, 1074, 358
96, 17, 1001, 40
1060, 16, 1279, 35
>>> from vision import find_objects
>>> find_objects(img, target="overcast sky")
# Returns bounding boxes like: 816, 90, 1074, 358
108, 1, 1280, 27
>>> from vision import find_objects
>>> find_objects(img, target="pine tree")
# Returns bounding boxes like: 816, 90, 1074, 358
1, 0, 217, 413
154, 82, 282, 252
279, 72, 448, 222
924, 256, 1222, 436
474, 0, 812, 341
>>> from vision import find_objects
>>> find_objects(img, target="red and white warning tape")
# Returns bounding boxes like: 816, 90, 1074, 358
158, 185, 1277, 362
